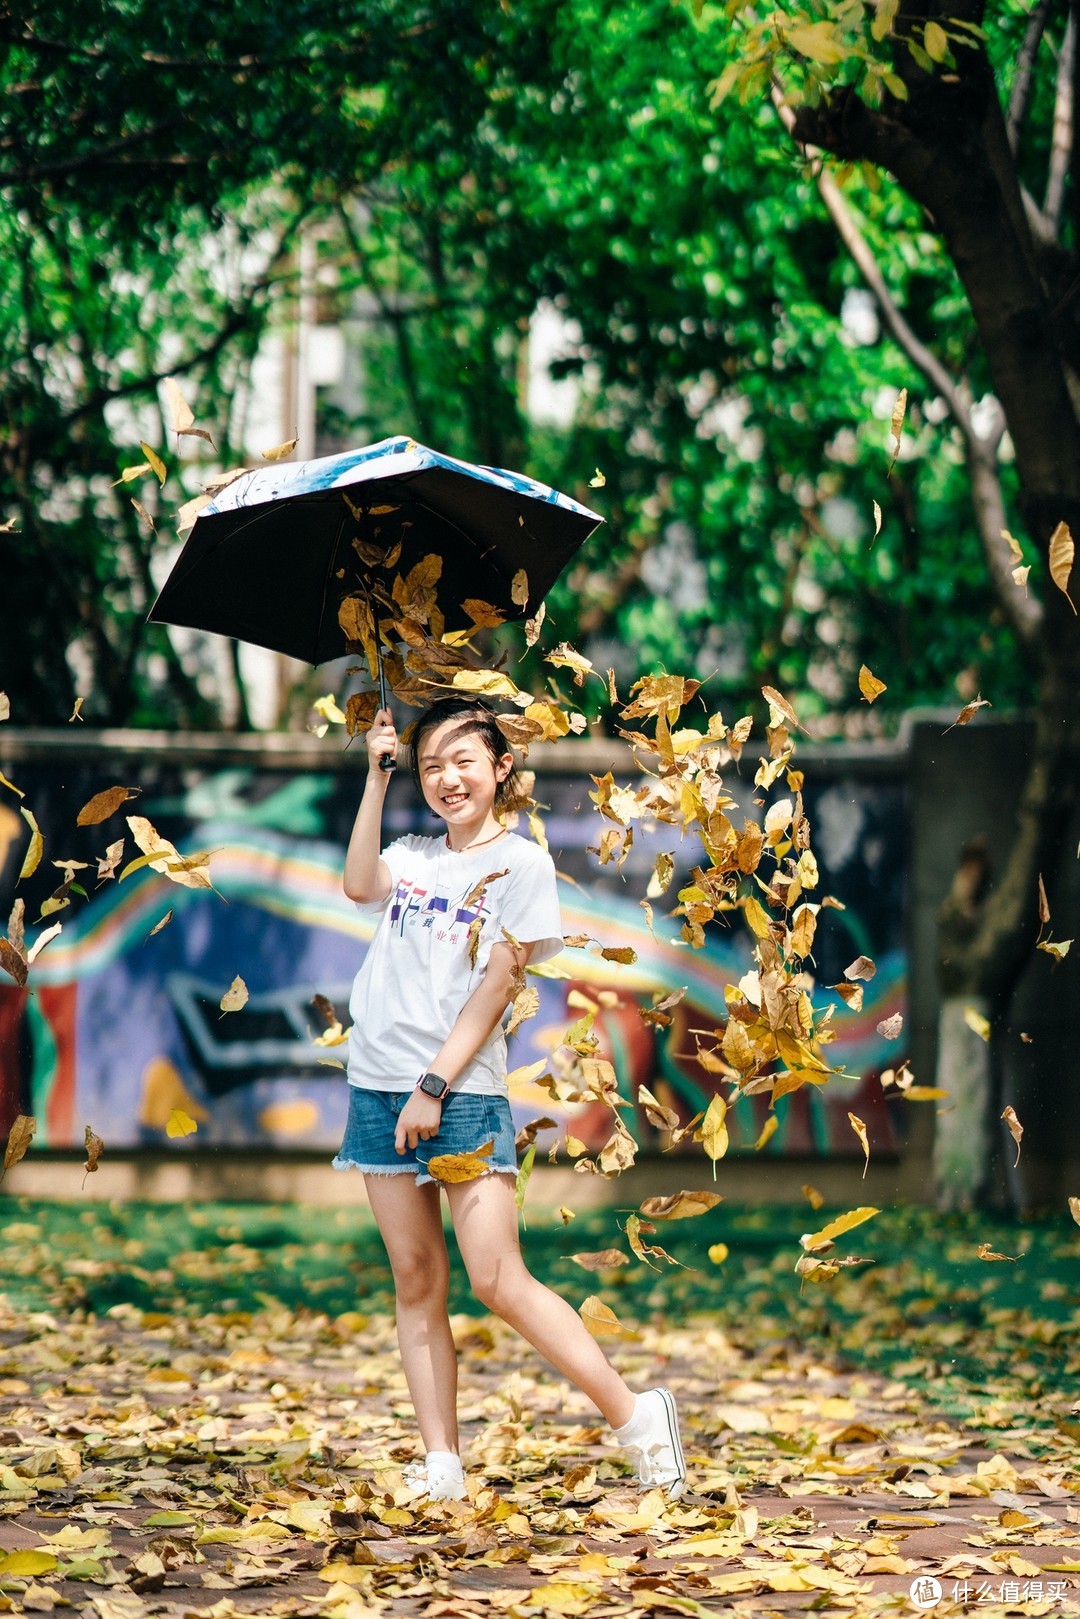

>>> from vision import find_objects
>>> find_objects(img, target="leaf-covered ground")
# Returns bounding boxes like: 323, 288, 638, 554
0, 1198, 1077, 1617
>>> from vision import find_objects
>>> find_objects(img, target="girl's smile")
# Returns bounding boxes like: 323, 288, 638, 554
417, 718, 513, 849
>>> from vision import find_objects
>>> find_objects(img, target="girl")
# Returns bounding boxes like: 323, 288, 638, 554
334, 695, 686, 1502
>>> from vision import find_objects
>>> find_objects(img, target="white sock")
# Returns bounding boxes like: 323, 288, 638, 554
611, 1394, 649, 1442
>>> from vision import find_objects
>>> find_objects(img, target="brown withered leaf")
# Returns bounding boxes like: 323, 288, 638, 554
546, 642, 595, 687
511, 568, 529, 607
463, 869, 510, 911
944, 695, 991, 731
146, 910, 173, 940
2, 1114, 36, 1180
462, 598, 507, 627
877, 1012, 904, 1040
344, 691, 380, 738
625, 1212, 682, 1270
83, 1125, 104, 1183
261, 435, 299, 461
514, 1116, 558, 1151
976, 1242, 1019, 1262
1048, 520, 1076, 613
1037, 872, 1051, 927
638, 984, 687, 1028
1001, 1105, 1023, 1166
466, 916, 483, 969
637, 1084, 680, 1133
638, 1190, 723, 1221
0, 938, 27, 986
834, 981, 864, 1012
889, 386, 908, 470
570, 1250, 630, 1271
524, 600, 547, 647
599, 945, 637, 965
219, 976, 249, 1015
77, 786, 141, 826
761, 684, 803, 732
506, 985, 539, 1037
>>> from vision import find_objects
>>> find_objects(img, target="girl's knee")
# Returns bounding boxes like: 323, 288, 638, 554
391, 1249, 449, 1308
468, 1256, 528, 1316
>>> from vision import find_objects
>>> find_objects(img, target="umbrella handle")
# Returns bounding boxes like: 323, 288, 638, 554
377, 643, 396, 773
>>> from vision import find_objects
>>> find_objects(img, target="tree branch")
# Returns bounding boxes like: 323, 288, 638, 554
1044, 10, 1075, 235
1006, 0, 1055, 151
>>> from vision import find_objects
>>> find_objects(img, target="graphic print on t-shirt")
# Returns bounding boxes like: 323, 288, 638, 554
389, 873, 498, 948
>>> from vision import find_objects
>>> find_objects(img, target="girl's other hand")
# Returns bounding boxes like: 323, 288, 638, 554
395, 1091, 444, 1153
367, 708, 397, 770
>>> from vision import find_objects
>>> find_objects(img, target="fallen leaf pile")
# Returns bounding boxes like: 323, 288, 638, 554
0, 1200, 1076, 1615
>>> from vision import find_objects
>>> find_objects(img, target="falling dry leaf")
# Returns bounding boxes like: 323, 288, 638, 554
945, 695, 991, 731
77, 786, 141, 826
83, 1126, 104, 1182
1048, 520, 1076, 613
578, 1296, 633, 1337
165, 1109, 198, 1138
1001, 1105, 1023, 1166
69, 697, 85, 722
511, 568, 529, 607
977, 1242, 1019, 1262
570, 1250, 630, 1271
802, 1183, 824, 1209
139, 441, 168, 486
146, 910, 174, 939
261, 435, 299, 461
18, 806, 43, 881
219, 976, 248, 1014
801, 1206, 879, 1253
858, 665, 887, 703
708, 1243, 729, 1264
1037, 937, 1072, 961
889, 386, 908, 468
1068, 1196, 1080, 1226
876, 1012, 903, 1040
638, 1190, 723, 1221
844, 954, 877, 982
848, 1112, 870, 1178
2, 1114, 36, 1180
1038, 873, 1051, 926
589, 468, 606, 488
163, 376, 215, 446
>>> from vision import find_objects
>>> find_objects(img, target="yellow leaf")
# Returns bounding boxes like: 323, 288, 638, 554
785, 19, 846, 64
977, 1242, 1018, 1263
450, 668, 520, 697
1068, 1195, 1080, 1226
139, 441, 168, 486
166, 1109, 198, 1138
511, 568, 529, 607
802, 1183, 824, 1208
546, 642, 595, 687
312, 694, 346, 725
700, 1093, 728, 1166
589, 468, 606, 487
18, 806, 43, 880
0, 1551, 58, 1576
848, 1112, 870, 1177
219, 976, 248, 1014
578, 1296, 633, 1337
963, 1005, 991, 1041
743, 895, 772, 939
261, 435, 299, 461
858, 665, 887, 703
802, 1206, 879, 1252
112, 461, 152, 486
1037, 937, 1072, 961
426, 1139, 495, 1183
902, 1085, 950, 1101
163, 376, 214, 445
754, 1115, 778, 1151
761, 684, 800, 730
790, 903, 817, 959
708, 1243, 729, 1265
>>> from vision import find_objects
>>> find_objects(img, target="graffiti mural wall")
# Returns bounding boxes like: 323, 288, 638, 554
0, 739, 907, 1158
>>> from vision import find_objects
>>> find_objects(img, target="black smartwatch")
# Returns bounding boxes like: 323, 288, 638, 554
416, 1071, 450, 1100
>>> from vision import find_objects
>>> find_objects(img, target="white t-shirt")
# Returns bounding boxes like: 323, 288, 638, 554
346, 830, 563, 1095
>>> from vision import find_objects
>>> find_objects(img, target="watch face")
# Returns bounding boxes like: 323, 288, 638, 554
420, 1073, 447, 1098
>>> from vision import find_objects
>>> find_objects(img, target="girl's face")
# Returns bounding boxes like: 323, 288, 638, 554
417, 719, 512, 823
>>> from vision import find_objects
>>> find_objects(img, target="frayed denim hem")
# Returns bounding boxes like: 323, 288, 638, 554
331, 1157, 416, 1175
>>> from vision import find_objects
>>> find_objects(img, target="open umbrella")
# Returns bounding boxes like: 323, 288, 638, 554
150, 434, 602, 680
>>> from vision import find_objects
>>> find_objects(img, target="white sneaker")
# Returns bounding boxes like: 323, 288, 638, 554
402, 1450, 467, 1501
614, 1388, 687, 1499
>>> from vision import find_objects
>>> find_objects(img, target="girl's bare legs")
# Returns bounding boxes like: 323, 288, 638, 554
363, 1175, 459, 1454
446, 1174, 637, 1429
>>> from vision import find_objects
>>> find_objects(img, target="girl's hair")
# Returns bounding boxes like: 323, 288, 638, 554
406, 697, 522, 812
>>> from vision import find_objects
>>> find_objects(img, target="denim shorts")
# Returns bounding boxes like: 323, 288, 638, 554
332, 1086, 518, 1187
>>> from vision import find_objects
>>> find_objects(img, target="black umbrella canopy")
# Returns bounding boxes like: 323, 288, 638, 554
149, 438, 603, 666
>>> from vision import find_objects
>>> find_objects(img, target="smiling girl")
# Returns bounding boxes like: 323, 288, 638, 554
334, 695, 686, 1502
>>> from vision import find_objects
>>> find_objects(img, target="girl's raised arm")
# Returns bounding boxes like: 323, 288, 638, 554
343, 709, 397, 903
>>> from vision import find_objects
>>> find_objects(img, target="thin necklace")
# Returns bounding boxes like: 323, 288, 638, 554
445, 826, 507, 852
